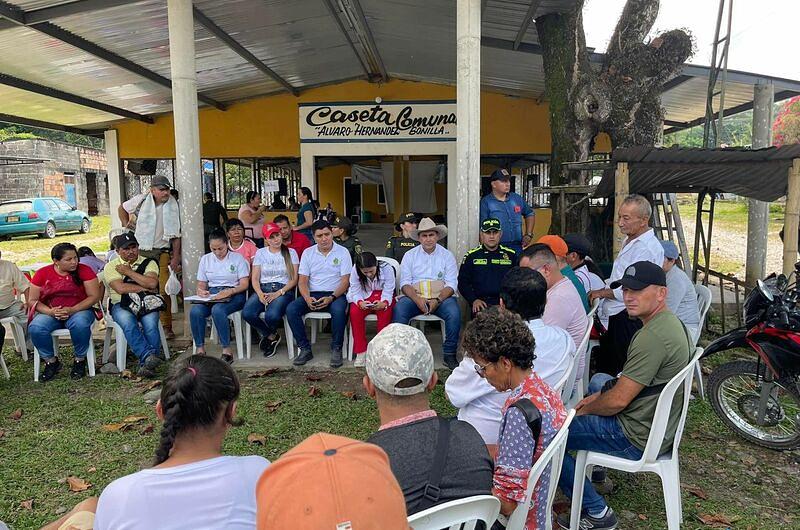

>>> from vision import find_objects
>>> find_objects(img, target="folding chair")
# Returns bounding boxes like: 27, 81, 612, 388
693, 284, 712, 399
408, 495, 500, 530
567, 348, 704, 530
566, 316, 594, 408
33, 324, 98, 382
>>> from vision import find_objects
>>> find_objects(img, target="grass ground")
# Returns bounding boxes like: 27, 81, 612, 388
0, 345, 798, 529
0, 216, 111, 267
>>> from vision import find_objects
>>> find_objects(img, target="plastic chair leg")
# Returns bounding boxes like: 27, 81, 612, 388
114, 324, 127, 372
659, 462, 683, 529
245, 322, 252, 359
102, 326, 113, 364
569, 451, 589, 530
33, 347, 40, 382
694, 363, 705, 400
283, 317, 295, 359
0, 352, 9, 379
158, 322, 170, 360
347, 325, 354, 361
310, 318, 317, 344
86, 337, 96, 377
232, 314, 244, 360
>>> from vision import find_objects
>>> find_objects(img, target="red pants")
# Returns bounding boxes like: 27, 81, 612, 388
349, 290, 394, 355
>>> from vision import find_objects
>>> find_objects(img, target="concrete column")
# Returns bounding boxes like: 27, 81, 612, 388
451, 0, 481, 260
745, 82, 774, 286
104, 129, 124, 230
167, 0, 203, 298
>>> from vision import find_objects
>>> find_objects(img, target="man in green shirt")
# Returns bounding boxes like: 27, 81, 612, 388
556, 261, 691, 530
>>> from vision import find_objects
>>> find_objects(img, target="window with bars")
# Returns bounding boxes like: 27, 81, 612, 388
257, 159, 301, 209
222, 159, 254, 209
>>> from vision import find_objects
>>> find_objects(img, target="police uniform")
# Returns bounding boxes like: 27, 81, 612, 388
458, 218, 518, 307
385, 236, 419, 263
335, 235, 362, 261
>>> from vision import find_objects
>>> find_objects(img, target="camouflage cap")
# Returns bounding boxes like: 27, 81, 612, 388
366, 323, 434, 396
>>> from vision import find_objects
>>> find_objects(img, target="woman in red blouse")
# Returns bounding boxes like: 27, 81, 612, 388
28, 242, 102, 381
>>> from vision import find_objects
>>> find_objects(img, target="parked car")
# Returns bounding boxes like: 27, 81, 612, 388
0, 198, 92, 240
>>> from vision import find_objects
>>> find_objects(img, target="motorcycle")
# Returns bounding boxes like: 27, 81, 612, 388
702, 270, 800, 450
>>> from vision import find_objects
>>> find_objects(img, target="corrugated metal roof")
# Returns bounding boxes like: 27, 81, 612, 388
594, 145, 800, 202
0, 0, 797, 133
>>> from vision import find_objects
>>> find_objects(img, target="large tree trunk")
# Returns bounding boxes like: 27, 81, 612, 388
537, 0, 692, 237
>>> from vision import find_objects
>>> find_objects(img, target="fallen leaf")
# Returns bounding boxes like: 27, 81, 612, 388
638, 514, 647, 521
682, 484, 709, 500
141, 380, 161, 392
66, 476, 91, 492
140, 424, 154, 435
19, 499, 33, 510
122, 414, 148, 424
102, 423, 127, 432
247, 433, 267, 445
87, 466, 97, 473
9, 408, 23, 420
308, 386, 322, 398
697, 513, 736, 528
249, 368, 280, 378
341, 391, 358, 400
265, 400, 284, 412
120, 369, 134, 379
305, 374, 323, 382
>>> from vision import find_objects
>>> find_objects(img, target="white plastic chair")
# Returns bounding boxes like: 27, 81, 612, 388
566, 316, 594, 408
33, 323, 98, 382
245, 312, 296, 360
506, 409, 576, 530
583, 298, 601, 395
191, 305, 246, 360
346, 256, 400, 360
408, 495, 500, 530
693, 284, 712, 399
567, 347, 704, 530
1, 316, 28, 361
102, 306, 170, 372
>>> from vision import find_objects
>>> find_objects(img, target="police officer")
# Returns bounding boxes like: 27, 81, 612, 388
458, 218, 518, 315
479, 168, 535, 255
385, 212, 420, 263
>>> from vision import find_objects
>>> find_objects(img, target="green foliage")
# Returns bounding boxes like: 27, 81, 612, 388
0, 122, 103, 149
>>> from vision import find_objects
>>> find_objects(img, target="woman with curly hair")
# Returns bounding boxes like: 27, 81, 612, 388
461, 306, 566, 529
94, 356, 269, 529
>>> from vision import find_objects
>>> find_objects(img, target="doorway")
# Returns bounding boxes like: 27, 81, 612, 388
344, 177, 362, 223
85, 172, 98, 216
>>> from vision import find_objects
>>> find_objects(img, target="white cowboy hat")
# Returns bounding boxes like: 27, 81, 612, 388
410, 217, 447, 241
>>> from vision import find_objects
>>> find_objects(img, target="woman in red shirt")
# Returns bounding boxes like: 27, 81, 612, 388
28, 242, 102, 381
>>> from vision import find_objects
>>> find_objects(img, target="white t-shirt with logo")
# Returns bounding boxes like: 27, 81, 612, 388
298, 243, 352, 292
94, 455, 269, 530
197, 251, 250, 288
253, 247, 299, 285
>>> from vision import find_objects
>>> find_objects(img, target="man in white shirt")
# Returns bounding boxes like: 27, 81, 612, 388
589, 194, 664, 374
392, 218, 461, 369
446, 266, 574, 452
286, 220, 352, 368
0, 249, 32, 353
118, 175, 182, 339
563, 233, 606, 294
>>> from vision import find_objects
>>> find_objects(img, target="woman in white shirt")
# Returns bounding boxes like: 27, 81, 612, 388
94, 356, 270, 530
243, 223, 299, 357
190, 229, 250, 364
346, 252, 395, 367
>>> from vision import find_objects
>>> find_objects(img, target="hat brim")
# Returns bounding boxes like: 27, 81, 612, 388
609, 277, 655, 290
480, 228, 501, 233
410, 226, 447, 241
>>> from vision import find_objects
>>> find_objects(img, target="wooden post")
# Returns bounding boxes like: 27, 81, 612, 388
783, 158, 800, 276
613, 162, 629, 257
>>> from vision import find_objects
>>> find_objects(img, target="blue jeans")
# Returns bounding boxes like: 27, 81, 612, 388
110, 303, 160, 364
189, 288, 246, 347
285, 291, 348, 352
558, 373, 644, 514
30, 309, 96, 360
392, 296, 462, 355
242, 283, 294, 338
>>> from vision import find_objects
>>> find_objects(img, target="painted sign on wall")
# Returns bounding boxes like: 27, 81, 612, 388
299, 100, 456, 143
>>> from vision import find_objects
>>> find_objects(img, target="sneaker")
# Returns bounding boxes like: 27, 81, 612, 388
138, 366, 156, 378
262, 335, 281, 358
353, 354, 366, 368
259, 334, 273, 354
70, 359, 87, 379
41, 358, 62, 382
293, 349, 313, 366
557, 508, 618, 530
138, 355, 162, 378
443, 355, 459, 370
330, 350, 343, 369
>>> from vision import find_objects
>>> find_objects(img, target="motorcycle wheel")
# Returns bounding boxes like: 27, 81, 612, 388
708, 360, 800, 450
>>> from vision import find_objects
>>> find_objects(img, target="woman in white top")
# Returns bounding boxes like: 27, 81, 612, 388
346, 252, 395, 367
190, 229, 250, 364
238, 191, 267, 248
94, 356, 270, 530
243, 223, 299, 358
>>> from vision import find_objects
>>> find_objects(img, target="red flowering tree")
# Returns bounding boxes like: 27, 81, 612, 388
773, 95, 800, 147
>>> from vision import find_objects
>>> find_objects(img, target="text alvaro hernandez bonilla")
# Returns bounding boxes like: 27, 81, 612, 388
307, 104, 456, 137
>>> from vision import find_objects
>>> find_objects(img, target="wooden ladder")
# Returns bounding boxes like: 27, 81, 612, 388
652, 193, 691, 270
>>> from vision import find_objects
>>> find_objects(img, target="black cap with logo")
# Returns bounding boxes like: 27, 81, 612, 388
395, 212, 419, 232
489, 168, 511, 182
114, 232, 139, 250
609, 261, 666, 290
480, 218, 502, 232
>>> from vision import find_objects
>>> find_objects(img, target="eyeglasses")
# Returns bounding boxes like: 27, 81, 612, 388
473, 360, 492, 377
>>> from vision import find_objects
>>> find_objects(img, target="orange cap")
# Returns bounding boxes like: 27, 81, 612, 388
256, 433, 409, 530
537, 235, 568, 258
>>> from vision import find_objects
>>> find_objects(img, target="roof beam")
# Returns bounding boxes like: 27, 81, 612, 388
0, 113, 92, 135
662, 74, 693, 91
345, 0, 388, 82
513, 0, 541, 50
26, 0, 134, 24
321, 0, 374, 81
192, 7, 299, 96
0, 73, 154, 123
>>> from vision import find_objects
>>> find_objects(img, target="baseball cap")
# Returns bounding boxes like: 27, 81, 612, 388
563, 233, 592, 256
490, 168, 511, 181
114, 232, 138, 249
609, 261, 667, 290
394, 212, 419, 231
256, 433, 408, 530
537, 235, 568, 258
261, 222, 280, 239
366, 323, 434, 396
150, 175, 172, 189
661, 240, 679, 260
480, 218, 502, 232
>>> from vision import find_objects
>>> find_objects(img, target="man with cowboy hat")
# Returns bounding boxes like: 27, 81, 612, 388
385, 212, 420, 263
392, 217, 461, 369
